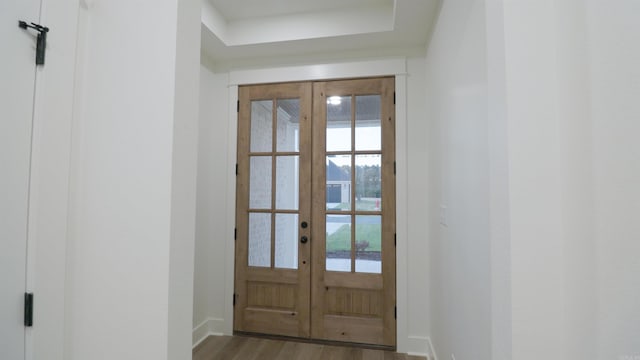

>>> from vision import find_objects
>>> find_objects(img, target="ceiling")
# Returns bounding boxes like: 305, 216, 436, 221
210, 0, 393, 21
201, 0, 441, 70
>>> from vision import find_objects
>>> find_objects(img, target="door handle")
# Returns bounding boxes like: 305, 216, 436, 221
300, 236, 309, 244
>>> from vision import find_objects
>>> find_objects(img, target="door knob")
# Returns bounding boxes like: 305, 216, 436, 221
300, 236, 309, 244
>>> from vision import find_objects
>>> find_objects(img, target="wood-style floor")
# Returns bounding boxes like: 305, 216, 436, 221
193, 335, 427, 360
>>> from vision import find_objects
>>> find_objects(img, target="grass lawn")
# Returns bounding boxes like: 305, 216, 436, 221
326, 223, 381, 251
327, 199, 380, 211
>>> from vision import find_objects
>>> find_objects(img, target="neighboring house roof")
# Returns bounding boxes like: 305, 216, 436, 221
327, 159, 350, 181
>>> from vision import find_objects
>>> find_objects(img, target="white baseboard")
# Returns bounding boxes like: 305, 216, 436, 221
406, 335, 430, 358
192, 318, 226, 348
427, 337, 438, 360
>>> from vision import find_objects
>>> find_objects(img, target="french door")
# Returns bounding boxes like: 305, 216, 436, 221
234, 77, 396, 347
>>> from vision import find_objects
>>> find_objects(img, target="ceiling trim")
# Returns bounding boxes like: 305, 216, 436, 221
202, 1, 395, 46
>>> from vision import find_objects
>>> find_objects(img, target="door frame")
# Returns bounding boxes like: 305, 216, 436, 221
222, 58, 411, 351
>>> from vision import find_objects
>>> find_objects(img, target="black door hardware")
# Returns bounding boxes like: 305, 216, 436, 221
18, 21, 49, 65
24, 293, 34, 327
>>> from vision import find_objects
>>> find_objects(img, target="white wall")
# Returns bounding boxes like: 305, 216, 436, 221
589, 1, 640, 358
486, 0, 640, 359
501, 0, 568, 358
193, 64, 229, 343
424, 1, 492, 360
405, 57, 431, 349
168, 0, 201, 358
555, 1, 596, 359
65, 1, 200, 359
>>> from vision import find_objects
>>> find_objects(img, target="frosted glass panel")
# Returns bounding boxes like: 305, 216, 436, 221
251, 100, 272, 152
276, 156, 299, 210
355, 95, 381, 151
326, 96, 351, 152
326, 155, 351, 211
355, 154, 381, 211
355, 215, 381, 274
276, 99, 300, 152
250, 156, 272, 209
326, 215, 351, 272
275, 214, 298, 269
249, 213, 271, 267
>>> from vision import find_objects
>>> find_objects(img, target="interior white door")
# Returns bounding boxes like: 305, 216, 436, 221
0, 0, 41, 358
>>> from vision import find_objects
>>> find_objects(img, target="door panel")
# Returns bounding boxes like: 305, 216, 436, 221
235, 78, 395, 347
235, 82, 312, 338
311, 78, 396, 346
0, 0, 41, 359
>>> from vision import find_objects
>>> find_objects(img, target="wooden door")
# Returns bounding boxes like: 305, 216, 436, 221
0, 0, 42, 358
235, 82, 313, 337
235, 77, 396, 347
311, 78, 396, 346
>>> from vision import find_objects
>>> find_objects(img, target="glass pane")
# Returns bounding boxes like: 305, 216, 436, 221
326, 95, 351, 151
326, 155, 351, 211
326, 215, 351, 272
251, 100, 273, 152
355, 215, 382, 274
249, 213, 271, 267
276, 156, 299, 210
275, 214, 298, 269
355, 95, 381, 151
250, 156, 272, 209
276, 99, 300, 152
355, 154, 382, 211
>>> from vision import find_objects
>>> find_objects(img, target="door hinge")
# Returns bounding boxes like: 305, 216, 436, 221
237, 100, 240, 112
233, 293, 237, 306
394, 305, 397, 319
18, 21, 49, 66
235, 163, 238, 176
394, 233, 397, 246
394, 161, 396, 175
234, 228, 237, 240
24, 293, 34, 327
393, 92, 396, 105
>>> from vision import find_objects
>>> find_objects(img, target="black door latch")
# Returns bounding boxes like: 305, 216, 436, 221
18, 21, 49, 66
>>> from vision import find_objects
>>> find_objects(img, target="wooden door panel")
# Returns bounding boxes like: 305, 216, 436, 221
247, 282, 298, 309
325, 288, 384, 317
243, 308, 300, 337
322, 315, 384, 344
235, 82, 312, 338
311, 77, 396, 347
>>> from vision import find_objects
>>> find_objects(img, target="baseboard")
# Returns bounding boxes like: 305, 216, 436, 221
427, 337, 438, 360
406, 335, 430, 358
192, 318, 225, 348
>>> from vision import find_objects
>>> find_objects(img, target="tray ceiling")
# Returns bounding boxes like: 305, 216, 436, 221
201, 0, 441, 69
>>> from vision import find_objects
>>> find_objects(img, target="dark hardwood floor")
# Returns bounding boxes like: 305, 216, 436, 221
193, 335, 427, 360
